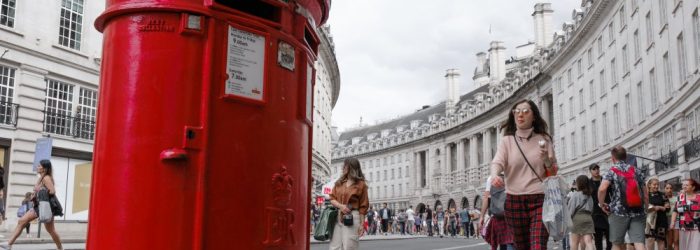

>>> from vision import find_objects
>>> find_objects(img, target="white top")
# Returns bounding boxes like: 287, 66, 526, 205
406, 208, 415, 220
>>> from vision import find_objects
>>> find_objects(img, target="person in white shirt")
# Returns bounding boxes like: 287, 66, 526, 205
406, 206, 415, 235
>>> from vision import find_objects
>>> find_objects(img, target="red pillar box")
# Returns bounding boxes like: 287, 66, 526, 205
89, 1, 329, 249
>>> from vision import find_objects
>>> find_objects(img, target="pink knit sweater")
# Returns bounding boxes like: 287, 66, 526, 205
490, 127, 556, 195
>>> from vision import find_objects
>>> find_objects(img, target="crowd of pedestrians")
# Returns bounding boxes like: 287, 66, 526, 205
322, 100, 700, 250
357, 203, 483, 238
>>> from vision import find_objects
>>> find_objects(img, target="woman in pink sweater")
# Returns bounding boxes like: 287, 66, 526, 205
491, 99, 558, 250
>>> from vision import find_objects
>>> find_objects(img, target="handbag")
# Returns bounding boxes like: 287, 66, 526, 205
489, 184, 506, 218
50, 195, 63, 217
37, 188, 52, 223
313, 206, 338, 241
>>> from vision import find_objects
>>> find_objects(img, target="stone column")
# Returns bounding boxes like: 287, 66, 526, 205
483, 129, 493, 163
10, 65, 49, 215
646, 134, 657, 177
674, 112, 689, 176
446, 143, 453, 173
457, 140, 465, 184
469, 135, 479, 184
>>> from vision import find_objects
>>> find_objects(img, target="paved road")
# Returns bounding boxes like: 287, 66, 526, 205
311, 236, 569, 250
312, 236, 491, 250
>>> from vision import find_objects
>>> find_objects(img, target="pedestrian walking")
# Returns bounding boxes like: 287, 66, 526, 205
378, 203, 392, 235
366, 206, 375, 235
459, 207, 470, 237
447, 207, 457, 237
490, 99, 558, 250
397, 209, 407, 235
0, 164, 6, 223
589, 164, 612, 250
597, 146, 647, 250
435, 205, 446, 237
7, 160, 63, 250
568, 175, 595, 250
426, 205, 434, 236
328, 158, 369, 250
663, 183, 679, 250
481, 176, 515, 250
670, 178, 700, 250
644, 177, 668, 250
406, 205, 415, 234
414, 211, 422, 235
16, 192, 32, 238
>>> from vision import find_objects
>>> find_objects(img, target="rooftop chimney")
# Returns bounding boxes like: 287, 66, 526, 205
532, 3, 554, 47
445, 69, 460, 115
488, 41, 506, 82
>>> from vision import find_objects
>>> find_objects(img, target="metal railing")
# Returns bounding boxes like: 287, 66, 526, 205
0, 100, 18, 127
43, 110, 96, 140
654, 150, 679, 174
684, 136, 700, 161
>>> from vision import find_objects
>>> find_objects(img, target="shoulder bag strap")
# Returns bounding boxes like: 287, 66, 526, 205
513, 136, 543, 182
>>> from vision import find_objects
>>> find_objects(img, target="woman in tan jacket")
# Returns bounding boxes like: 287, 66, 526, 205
329, 158, 369, 250
491, 99, 558, 250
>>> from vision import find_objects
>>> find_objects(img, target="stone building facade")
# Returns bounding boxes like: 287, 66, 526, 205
331, 0, 700, 211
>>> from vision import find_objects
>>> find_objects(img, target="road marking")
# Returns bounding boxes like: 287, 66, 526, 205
431, 242, 488, 250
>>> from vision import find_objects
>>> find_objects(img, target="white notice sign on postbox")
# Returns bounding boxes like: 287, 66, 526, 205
226, 26, 266, 102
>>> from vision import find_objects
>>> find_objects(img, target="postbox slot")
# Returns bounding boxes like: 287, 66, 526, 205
214, 0, 281, 23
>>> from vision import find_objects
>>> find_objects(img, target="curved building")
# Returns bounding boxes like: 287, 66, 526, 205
331, 0, 700, 211
311, 25, 341, 201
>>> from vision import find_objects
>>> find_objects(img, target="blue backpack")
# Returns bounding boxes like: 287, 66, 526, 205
17, 203, 28, 217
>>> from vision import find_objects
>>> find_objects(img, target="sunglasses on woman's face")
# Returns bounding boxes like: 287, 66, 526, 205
512, 108, 531, 115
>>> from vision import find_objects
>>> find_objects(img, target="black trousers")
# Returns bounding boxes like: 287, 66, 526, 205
594, 227, 612, 250
381, 219, 389, 233
427, 220, 433, 236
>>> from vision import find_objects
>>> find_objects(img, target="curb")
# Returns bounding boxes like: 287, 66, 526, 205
11, 238, 85, 245
310, 235, 426, 244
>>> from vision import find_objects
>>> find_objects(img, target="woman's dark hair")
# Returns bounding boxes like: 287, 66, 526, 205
335, 158, 365, 186
501, 99, 551, 139
576, 175, 592, 196
39, 159, 53, 176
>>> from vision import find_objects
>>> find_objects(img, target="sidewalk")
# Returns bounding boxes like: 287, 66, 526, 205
0, 231, 86, 245
310, 233, 427, 244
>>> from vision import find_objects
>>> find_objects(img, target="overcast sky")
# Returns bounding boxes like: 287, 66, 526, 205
327, 1, 580, 132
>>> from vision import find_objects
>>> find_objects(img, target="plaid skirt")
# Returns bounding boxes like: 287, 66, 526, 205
484, 216, 514, 247
505, 193, 548, 250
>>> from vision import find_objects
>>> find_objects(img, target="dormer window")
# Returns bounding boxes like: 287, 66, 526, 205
381, 129, 391, 138
410, 120, 422, 129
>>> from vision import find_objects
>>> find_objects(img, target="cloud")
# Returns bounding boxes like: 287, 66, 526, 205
327, 0, 580, 132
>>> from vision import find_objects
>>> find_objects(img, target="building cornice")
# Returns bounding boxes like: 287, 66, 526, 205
541, 0, 616, 73
317, 27, 341, 109
0, 40, 100, 76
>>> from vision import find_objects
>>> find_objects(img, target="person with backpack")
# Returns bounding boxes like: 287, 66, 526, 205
480, 175, 514, 250
490, 100, 558, 250
567, 175, 595, 250
366, 207, 376, 235
16, 192, 32, 238
597, 146, 647, 250
670, 178, 700, 250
